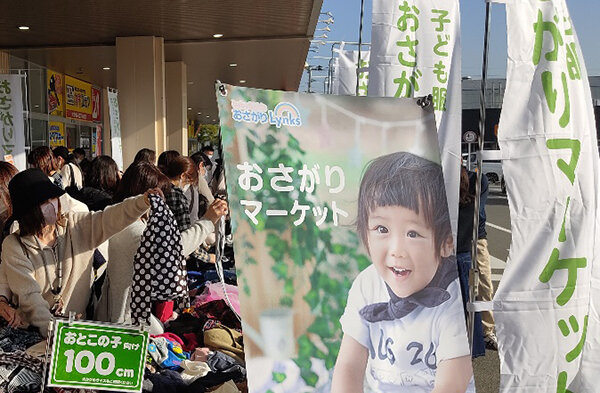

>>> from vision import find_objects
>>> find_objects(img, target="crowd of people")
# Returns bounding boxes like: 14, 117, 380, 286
0, 145, 245, 393
0, 143, 499, 392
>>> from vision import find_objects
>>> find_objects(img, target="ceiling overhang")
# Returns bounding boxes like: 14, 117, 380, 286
1, 0, 323, 122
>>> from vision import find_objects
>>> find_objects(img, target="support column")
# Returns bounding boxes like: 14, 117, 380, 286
165, 62, 188, 155
116, 36, 166, 167
0, 51, 9, 73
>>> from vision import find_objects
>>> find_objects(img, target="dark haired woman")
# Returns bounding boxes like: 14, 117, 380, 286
133, 148, 156, 165
52, 146, 83, 191
75, 155, 121, 211
28, 146, 62, 188
0, 168, 159, 337
97, 161, 228, 325
164, 155, 198, 231
72, 148, 91, 175
157, 149, 180, 175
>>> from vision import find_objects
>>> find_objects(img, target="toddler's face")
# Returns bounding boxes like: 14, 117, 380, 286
367, 205, 452, 298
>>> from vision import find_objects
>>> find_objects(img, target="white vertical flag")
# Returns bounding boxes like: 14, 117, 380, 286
107, 87, 124, 171
331, 47, 370, 96
494, 1, 600, 392
0, 75, 26, 171
368, 0, 462, 239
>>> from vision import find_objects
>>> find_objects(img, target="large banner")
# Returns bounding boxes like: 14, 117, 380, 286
107, 88, 123, 170
0, 75, 26, 171
217, 85, 474, 393
65, 75, 93, 121
494, 1, 600, 392
368, 0, 462, 239
331, 47, 370, 96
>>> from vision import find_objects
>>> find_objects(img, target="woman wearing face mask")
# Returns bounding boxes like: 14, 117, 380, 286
164, 156, 197, 232
0, 168, 158, 337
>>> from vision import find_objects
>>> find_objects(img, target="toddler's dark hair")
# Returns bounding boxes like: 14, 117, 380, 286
357, 152, 452, 255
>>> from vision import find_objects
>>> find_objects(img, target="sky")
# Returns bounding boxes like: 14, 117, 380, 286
301, 0, 600, 92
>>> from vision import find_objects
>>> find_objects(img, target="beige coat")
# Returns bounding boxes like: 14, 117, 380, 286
96, 217, 214, 324
0, 195, 149, 336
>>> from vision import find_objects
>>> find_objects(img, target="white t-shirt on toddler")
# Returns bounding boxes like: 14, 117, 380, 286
340, 264, 475, 393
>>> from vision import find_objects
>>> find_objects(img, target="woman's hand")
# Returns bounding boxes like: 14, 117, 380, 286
143, 187, 165, 205
203, 199, 229, 224
0, 300, 22, 328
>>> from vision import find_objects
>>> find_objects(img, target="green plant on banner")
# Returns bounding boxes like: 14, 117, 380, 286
196, 123, 220, 146
220, 87, 371, 387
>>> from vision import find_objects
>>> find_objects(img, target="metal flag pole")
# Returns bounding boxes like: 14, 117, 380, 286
356, 0, 366, 96
468, 0, 492, 352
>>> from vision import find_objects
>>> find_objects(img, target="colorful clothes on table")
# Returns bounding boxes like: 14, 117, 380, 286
203, 324, 245, 365
192, 300, 241, 331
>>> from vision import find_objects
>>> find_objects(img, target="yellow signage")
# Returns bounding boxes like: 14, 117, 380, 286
47, 70, 64, 116
65, 75, 92, 121
49, 122, 66, 148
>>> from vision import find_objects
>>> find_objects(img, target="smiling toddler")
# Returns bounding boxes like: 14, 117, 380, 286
331, 152, 473, 393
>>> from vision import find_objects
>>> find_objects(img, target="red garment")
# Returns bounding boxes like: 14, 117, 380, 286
154, 301, 174, 323
182, 332, 199, 352
192, 300, 241, 330
153, 332, 185, 347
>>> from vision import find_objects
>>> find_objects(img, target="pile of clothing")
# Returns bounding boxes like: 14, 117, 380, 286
0, 258, 245, 393
142, 275, 247, 393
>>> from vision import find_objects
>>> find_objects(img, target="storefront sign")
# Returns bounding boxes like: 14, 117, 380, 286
92, 85, 102, 122
65, 75, 93, 121
47, 70, 64, 117
49, 122, 66, 148
48, 320, 148, 392
0, 74, 26, 170
107, 87, 123, 170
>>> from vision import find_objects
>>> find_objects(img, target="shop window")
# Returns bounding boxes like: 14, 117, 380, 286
30, 119, 48, 148
28, 64, 46, 114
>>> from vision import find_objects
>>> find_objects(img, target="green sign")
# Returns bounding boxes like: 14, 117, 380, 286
48, 320, 149, 392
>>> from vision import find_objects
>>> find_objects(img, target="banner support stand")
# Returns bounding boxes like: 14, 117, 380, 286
468, 0, 493, 353
356, 0, 366, 96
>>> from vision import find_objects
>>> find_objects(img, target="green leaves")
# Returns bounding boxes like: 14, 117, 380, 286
267, 233, 289, 262
229, 97, 373, 389
307, 318, 334, 340
271, 262, 288, 280
272, 372, 287, 383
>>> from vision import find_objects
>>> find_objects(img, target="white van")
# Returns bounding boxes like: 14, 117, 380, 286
462, 152, 505, 193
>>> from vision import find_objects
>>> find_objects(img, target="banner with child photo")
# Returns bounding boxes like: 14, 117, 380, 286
216, 84, 475, 393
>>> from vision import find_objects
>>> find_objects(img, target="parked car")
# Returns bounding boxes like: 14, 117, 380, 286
462, 152, 505, 192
